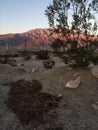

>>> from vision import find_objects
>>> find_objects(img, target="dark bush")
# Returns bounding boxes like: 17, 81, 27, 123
24, 55, 31, 60
61, 55, 69, 64
64, 40, 97, 67
0, 57, 16, 66
36, 51, 50, 60
13, 53, 19, 57
7, 79, 60, 124
51, 38, 65, 52
43, 60, 55, 69
0, 52, 19, 58
90, 55, 98, 65
18, 50, 32, 60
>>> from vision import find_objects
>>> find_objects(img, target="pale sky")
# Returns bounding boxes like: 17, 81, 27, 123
0, 0, 52, 34
0, 0, 98, 34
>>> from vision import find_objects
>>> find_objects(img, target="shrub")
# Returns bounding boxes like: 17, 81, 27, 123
36, 51, 50, 60
90, 55, 98, 65
13, 53, 19, 57
45, 0, 98, 68
51, 38, 64, 52
18, 50, 32, 60
66, 40, 97, 67
61, 55, 69, 64
43, 60, 55, 69
24, 55, 31, 60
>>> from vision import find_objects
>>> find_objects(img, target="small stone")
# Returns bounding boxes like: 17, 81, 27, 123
91, 65, 98, 78
31, 68, 36, 73
65, 76, 81, 88
96, 101, 98, 105
58, 93, 62, 98
88, 62, 94, 68
92, 104, 98, 111
67, 67, 73, 70
17, 63, 24, 67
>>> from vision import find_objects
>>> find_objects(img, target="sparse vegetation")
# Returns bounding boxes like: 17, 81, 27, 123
18, 50, 33, 60
51, 38, 65, 52
36, 50, 50, 60
0, 52, 19, 58
65, 39, 97, 67
43, 60, 55, 69
0, 52, 17, 65
45, 0, 98, 67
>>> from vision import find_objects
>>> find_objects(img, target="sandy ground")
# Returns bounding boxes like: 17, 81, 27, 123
0, 56, 98, 130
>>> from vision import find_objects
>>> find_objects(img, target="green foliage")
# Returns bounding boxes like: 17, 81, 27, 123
0, 57, 16, 65
36, 51, 50, 60
45, 0, 70, 34
91, 55, 98, 65
18, 50, 32, 60
51, 38, 64, 52
61, 55, 69, 64
0, 54, 10, 58
66, 40, 97, 67
43, 60, 55, 69
45, 0, 98, 67
18, 50, 31, 57
91, 0, 98, 13
13, 53, 19, 57
69, 41, 86, 66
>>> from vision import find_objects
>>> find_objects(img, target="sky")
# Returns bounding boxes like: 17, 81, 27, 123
0, 0, 52, 34
0, 0, 98, 35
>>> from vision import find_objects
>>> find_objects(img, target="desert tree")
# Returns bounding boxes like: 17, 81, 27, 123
91, 0, 98, 13
68, 0, 98, 66
51, 38, 65, 52
45, 0, 70, 38
45, 0, 98, 67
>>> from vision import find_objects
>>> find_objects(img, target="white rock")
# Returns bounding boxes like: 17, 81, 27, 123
96, 101, 98, 105
58, 93, 62, 98
92, 104, 98, 111
31, 68, 36, 73
91, 65, 98, 78
67, 67, 73, 71
88, 62, 94, 68
65, 76, 81, 88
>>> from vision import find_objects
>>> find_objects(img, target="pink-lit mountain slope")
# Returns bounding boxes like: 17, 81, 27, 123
0, 28, 97, 49
0, 28, 54, 49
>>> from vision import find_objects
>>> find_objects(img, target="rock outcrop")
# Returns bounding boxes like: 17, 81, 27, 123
65, 76, 81, 88
91, 65, 98, 78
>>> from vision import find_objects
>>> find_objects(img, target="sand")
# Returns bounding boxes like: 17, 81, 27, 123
0, 55, 98, 130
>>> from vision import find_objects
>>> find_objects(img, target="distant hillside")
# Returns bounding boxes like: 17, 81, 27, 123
0, 28, 97, 50
0, 28, 55, 49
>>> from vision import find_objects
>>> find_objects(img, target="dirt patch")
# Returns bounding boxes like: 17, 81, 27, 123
7, 79, 61, 125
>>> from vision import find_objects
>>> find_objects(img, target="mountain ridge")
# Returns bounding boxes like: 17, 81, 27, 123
0, 28, 98, 49
0, 28, 54, 49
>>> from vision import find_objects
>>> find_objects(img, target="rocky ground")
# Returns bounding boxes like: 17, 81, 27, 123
0, 55, 98, 130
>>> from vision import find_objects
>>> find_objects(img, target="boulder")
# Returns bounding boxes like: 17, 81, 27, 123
65, 76, 81, 88
88, 62, 94, 68
91, 65, 98, 78
92, 104, 98, 111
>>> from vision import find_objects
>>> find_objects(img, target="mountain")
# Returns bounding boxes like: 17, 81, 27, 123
0, 28, 55, 49
0, 28, 97, 50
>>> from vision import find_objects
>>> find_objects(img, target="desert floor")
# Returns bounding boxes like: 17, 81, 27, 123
0, 55, 98, 130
